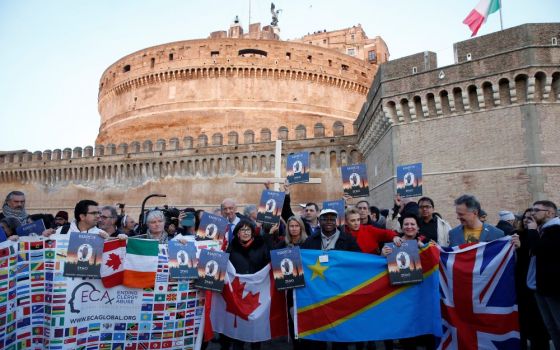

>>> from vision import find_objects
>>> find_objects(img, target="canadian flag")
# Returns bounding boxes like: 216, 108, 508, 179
206, 262, 288, 342
100, 239, 127, 288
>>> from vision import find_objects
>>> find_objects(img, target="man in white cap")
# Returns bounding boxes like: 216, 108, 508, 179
496, 210, 516, 236
301, 208, 360, 252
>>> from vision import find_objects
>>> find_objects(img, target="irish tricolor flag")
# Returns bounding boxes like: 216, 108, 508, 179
463, 0, 501, 37
123, 238, 158, 288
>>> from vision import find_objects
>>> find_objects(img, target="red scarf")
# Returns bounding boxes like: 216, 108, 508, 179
240, 237, 254, 249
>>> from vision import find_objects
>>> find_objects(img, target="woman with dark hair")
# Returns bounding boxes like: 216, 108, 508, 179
221, 219, 272, 350
227, 219, 271, 274
516, 208, 550, 350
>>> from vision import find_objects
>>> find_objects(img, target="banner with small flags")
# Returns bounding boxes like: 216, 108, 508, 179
0, 237, 217, 350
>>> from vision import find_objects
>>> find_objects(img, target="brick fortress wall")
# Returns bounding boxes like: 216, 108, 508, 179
356, 23, 560, 224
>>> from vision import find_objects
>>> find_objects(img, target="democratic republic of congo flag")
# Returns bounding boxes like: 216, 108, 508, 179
295, 245, 441, 342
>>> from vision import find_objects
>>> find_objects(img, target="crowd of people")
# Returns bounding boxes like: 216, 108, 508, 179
0, 187, 558, 350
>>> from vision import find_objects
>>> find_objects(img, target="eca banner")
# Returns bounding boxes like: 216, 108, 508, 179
0, 237, 216, 350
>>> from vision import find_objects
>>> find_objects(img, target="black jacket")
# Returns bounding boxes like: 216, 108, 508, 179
527, 220, 560, 296
227, 235, 271, 274
301, 230, 361, 252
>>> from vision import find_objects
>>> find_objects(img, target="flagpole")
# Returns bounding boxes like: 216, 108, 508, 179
498, 0, 504, 30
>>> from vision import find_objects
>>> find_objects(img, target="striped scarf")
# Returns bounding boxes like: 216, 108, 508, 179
2, 204, 28, 225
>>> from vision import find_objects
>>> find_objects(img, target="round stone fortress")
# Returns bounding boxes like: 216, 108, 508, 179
97, 21, 388, 146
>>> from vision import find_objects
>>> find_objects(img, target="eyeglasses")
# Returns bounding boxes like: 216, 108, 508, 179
530, 208, 548, 213
87, 211, 101, 216
99, 215, 113, 220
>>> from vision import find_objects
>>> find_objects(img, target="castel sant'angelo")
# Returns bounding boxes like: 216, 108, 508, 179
0, 14, 559, 221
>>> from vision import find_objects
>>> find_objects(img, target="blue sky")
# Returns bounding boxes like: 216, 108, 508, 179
0, 0, 558, 152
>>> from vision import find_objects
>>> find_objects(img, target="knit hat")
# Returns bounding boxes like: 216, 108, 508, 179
55, 211, 68, 221
499, 210, 515, 222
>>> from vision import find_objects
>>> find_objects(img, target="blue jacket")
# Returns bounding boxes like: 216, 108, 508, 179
447, 223, 504, 247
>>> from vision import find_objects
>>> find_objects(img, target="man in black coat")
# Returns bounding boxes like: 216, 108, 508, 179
302, 209, 360, 252
526, 200, 560, 349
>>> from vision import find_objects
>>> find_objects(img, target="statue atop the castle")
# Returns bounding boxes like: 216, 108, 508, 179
270, 2, 281, 27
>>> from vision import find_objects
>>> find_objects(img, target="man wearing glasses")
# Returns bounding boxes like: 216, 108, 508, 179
526, 200, 560, 349
417, 197, 451, 247
98, 205, 123, 238
44, 200, 109, 239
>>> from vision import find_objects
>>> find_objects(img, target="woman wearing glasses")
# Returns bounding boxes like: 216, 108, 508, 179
221, 219, 272, 350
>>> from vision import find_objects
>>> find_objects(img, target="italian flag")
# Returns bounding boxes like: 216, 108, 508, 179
123, 238, 158, 288
463, 0, 501, 37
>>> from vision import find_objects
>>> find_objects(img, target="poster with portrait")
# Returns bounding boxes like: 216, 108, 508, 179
63, 232, 104, 278
168, 240, 198, 279
341, 163, 369, 197
256, 190, 286, 224
196, 212, 228, 241
194, 249, 229, 292
396, 163, 423, 198
322, 199, 346, 226
271, 247, 305, 290
386, 241, 423, 285
287, 151, 310, 184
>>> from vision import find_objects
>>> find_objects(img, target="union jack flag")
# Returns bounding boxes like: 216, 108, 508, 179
438, 237, 520, 350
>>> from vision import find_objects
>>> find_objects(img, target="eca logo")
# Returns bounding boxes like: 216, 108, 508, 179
69, 282, 114, 313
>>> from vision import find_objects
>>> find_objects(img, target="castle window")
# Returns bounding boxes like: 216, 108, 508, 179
286, 52, 291, 60
341, 64, 349, 71
150, 57, 155, 68
328, 59, 332, 67
347, 48, 355, 56
211, 51, 219, 57
307, 55, 312, 63
351, 34, 355, 41
169, 53, 174, 61
123, 65, 131, 73
552, 37, 558, 45
238, 49, 267, 57
368, 51, 376, 62
466, 53, 472, 61
323, 39, 327, 44
412, 66, 417, 74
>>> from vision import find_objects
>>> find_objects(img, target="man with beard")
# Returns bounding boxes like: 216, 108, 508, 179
0, 191, 27, 225
526, 200, 560, 349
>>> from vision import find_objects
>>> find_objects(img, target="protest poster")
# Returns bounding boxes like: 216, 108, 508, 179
195, 249, 229, 292
386, 241, 423, 285
287, 151, 310, 184
168, 240, 198, 279
63, 232, 104, 278
271, 247, 305, 290
196, 212, 227, 241
256, 190, 286, 224
396, 163, 423, 198
341, 164, 369, 197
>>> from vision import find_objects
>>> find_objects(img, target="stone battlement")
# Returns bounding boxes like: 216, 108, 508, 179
356, 23, 560, 156
0, 135, 360, 188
